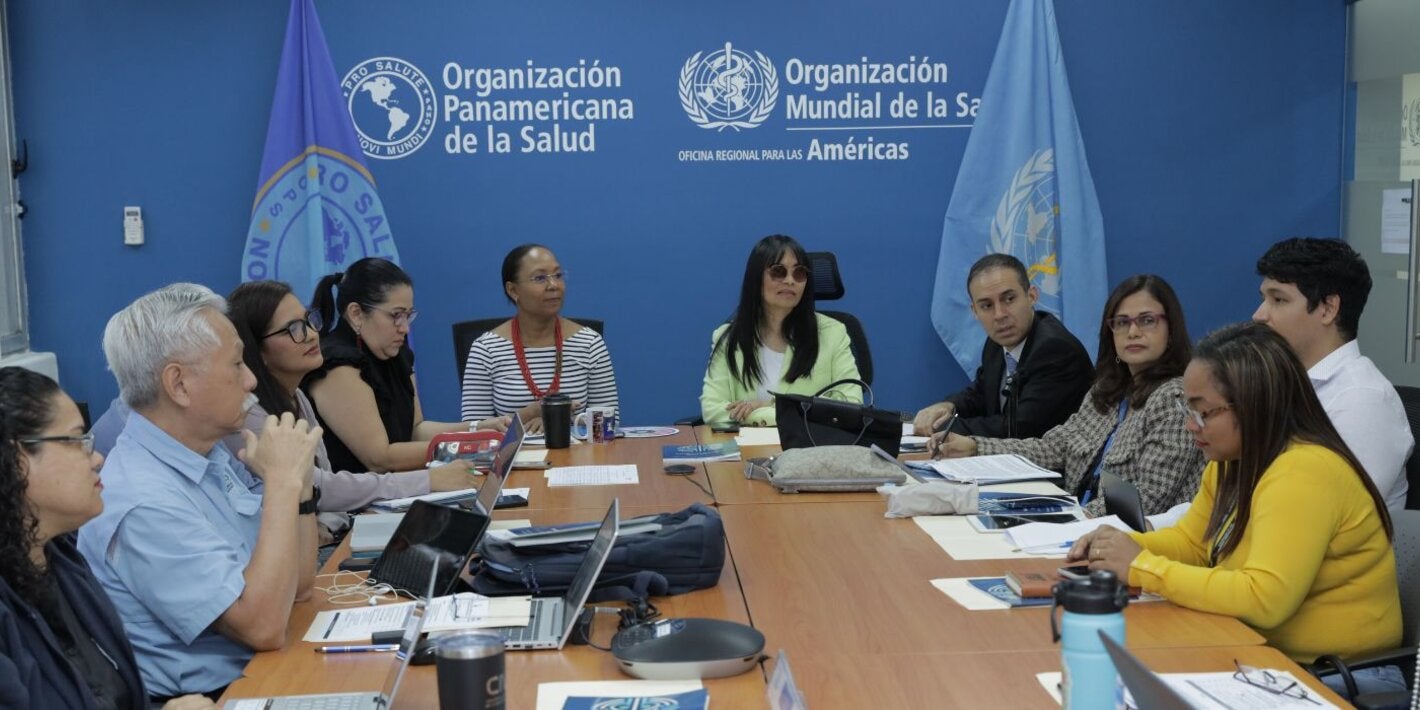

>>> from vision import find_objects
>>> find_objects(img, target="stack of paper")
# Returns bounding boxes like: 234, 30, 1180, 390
536, 682, 705, 710
304, 593, 532, 642
545, 465, 639, 487
1034, 671, 1338, 709
734, 427, 780, 447
1003, 515, 1132, 555
913, 454, 1062, 484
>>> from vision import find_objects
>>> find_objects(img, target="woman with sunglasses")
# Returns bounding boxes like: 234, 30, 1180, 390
304, 258, 506, 474
699, 234, 862, 427
1068, 322, 1400, 675
459, 244, 619, 433
222, 281, 481, 533
934, 275, 1203, 517
0, 367, 215, 709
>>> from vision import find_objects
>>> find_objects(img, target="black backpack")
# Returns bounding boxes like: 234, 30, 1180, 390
469, 503, 725, 602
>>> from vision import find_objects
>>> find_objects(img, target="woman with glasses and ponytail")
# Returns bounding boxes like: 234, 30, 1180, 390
459, 244, 619, 433
934, 275, 1203, 517
305, 258, 507, 474
221, 281, 482, 536
699, 234, 862, 427
1069, 322, 1401, 677
0, 367, 214, 709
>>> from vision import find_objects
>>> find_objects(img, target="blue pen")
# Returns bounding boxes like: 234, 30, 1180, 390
315, 644, 400, 654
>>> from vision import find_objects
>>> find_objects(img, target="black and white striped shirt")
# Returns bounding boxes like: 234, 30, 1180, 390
460, 328, 619, 421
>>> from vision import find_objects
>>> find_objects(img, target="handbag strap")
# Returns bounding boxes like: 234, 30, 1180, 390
797, 399, 877, 448
811, 378, 873, 406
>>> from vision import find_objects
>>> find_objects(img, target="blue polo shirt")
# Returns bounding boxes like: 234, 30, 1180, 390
76, 412, 264, 697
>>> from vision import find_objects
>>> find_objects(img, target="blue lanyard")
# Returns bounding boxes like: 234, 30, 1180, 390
1080, 400, 1129, 505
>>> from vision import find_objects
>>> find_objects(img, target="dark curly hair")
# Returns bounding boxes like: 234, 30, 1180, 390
0, 366, 62, 605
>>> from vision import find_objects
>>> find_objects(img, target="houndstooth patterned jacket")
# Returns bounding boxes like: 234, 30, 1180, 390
974, 377, 1204, 517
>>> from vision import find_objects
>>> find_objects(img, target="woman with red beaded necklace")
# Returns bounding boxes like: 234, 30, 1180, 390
460, 244, 620, 433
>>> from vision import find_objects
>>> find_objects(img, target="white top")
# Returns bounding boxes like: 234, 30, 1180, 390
460, 326, 619, 421
1151, 339, 1414, 529
754, 344, 786, 400
1308, 340, 1413, 512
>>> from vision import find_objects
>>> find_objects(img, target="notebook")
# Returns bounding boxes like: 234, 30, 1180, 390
487, 498, 620, 651
222, 561, 437, 710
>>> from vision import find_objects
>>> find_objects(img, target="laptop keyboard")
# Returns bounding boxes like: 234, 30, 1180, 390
504, 598, 548, 642
267, 692, 379, 710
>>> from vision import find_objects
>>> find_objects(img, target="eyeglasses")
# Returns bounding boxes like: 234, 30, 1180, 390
766, 264, 810, 284
523, 271, 566, 287
1176, 397, 1233, 429
1232, 661, 1320, 704
362, 304, 418, 327
261, 310, 324, 344
18, 433, 96, 456
1106, 312, 1167, 332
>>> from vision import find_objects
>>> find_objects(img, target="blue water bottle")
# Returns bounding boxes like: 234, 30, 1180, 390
1050, 570, 1129, 709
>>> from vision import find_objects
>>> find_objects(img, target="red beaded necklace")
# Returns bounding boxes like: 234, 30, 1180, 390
511, 317, 562, 398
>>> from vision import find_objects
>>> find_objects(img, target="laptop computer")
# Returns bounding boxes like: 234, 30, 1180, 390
1101, 470, 1148, 533
489, 498, 621, 651
1098, 630, 1194, 710
352, 414, 527, 554
222, 561, 438, 710
365, 415, 526, 595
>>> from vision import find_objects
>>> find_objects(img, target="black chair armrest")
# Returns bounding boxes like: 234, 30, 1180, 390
1312, 646, 1417, 701
674, 415, 705, 426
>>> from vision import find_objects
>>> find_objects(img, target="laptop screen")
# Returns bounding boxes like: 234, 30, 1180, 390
473, 413, 526, 515
556, 498, 621, 646
375, 500, 491, 595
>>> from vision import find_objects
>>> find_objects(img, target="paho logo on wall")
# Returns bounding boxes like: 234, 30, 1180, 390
342, 57, 438, 160
680, 42, 778, 131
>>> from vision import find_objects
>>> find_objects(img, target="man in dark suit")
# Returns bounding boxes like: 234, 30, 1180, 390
914, 254, 1093, 439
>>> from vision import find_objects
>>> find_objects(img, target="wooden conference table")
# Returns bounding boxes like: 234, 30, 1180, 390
221, 427, 1349, 708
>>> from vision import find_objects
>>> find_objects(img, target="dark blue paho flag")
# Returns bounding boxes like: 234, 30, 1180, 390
930, 0, 1106, 374
242, 0, 399, 299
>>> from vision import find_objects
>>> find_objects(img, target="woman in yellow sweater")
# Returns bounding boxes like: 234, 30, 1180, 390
1069, 322, 1400, 670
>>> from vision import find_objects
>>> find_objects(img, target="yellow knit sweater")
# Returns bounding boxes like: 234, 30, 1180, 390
1128, 442, 1401, 661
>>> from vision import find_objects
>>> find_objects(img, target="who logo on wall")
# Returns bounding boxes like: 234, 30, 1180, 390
680, 42, 778, 131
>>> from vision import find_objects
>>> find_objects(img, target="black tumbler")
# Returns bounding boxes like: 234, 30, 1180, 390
542, 393, 572, 449
435, 632, 506, 710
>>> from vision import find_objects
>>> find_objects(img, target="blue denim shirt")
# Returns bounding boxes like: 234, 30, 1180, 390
77, 412, 264, 697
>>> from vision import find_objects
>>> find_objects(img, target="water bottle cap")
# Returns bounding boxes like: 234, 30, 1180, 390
1053, 570, 1129, 614
543, 394, 572, 404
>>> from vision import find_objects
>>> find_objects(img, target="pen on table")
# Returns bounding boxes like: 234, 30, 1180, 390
929, 412, 960, 458
314, 644, 400, 654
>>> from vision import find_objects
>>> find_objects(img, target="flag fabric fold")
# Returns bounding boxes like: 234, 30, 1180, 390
930, 0, 1106, 374
242, 0, 399, 300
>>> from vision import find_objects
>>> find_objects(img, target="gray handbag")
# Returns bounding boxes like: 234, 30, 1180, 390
744, 445, 907, 493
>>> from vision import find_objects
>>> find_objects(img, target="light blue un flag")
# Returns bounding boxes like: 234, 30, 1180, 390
242, 0, 399, 299
930, 0, 1106, 374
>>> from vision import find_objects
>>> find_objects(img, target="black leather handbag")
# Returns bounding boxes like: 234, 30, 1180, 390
774, 378, 902, 457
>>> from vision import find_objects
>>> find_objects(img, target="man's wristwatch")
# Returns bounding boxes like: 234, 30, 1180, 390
298, 485, 321, 516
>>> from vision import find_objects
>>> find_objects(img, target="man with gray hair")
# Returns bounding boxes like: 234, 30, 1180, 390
77, 283, 323, 702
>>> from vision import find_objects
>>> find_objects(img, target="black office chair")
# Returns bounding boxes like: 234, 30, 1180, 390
451, 317, 604, 385
1397, 385, 1420, 511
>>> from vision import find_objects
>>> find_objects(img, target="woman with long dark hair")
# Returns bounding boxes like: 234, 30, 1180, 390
224, 281, 480, 524
304, 258, 505, 473
0, 367, 213, 709
1070, 322, 1400, 666
936, 274, 1203, 516
699, 235, 861, 426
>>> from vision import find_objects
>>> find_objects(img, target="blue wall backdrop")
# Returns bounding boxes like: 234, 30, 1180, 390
8, 1, 1346, 425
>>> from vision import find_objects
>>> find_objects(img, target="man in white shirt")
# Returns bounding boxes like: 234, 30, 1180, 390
1151, 238, 1413, 530
1252, 238, 1412, 511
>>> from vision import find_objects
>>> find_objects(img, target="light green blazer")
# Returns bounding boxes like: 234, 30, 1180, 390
699, 313, 863, 426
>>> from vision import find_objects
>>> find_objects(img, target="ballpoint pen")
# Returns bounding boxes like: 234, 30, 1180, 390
928, 411, 960, 458
314, 644, 400, 654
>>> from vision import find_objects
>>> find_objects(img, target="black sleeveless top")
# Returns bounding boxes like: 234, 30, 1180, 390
302, 324, 417, 473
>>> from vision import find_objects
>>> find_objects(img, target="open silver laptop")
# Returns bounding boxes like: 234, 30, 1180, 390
1098, 630, 1193, 710
491, 498, 620, 651
222, 561, 438, 710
